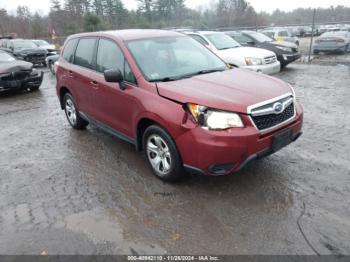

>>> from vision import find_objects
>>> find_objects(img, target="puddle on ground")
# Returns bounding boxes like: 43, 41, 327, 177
64, 208, 166, 255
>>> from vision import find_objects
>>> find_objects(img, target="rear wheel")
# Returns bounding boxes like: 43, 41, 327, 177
63, 93, 88, 130
143, 125, 184, 182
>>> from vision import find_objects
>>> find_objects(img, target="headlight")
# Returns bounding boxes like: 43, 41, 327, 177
276, 46, 292, 52
30, 69, 39, 76
245, 57, 263, 66
187, 103, 244, 130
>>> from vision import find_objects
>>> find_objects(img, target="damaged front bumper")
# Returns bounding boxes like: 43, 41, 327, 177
0, 71, 44, 93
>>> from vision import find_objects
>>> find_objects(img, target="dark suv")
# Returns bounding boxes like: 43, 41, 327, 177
56, 30, 303, 181
1, 39, 47, 65
226, 31, 301, 68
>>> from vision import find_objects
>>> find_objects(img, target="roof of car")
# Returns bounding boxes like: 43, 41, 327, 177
69, 29, 185, 41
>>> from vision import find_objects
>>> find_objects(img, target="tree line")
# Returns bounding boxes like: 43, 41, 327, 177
0, 0, 350, 39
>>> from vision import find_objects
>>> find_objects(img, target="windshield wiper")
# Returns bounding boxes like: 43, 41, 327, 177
195, 69, 225, 75
151, 74, 194, 82
151, 69, 225, 82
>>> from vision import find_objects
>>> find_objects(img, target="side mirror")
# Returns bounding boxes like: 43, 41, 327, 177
104, 69, 123, 83
246, 41, 255, 46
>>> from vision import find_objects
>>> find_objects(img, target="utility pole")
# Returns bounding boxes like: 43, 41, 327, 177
308, 9, 316, 62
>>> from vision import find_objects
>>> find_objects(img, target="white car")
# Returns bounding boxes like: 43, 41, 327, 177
261, 29, 299, 46
186, 31, 281, 75
32, 39, 57, 56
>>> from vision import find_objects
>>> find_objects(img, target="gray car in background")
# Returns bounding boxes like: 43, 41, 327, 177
313, 31, 350, 54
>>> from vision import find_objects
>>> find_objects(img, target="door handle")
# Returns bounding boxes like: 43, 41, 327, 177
90, 81, 99, 89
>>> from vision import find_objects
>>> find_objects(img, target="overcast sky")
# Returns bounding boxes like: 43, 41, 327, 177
1, 0, 350, 14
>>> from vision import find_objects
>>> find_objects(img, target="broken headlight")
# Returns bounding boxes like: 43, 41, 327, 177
187, 103, 244, 130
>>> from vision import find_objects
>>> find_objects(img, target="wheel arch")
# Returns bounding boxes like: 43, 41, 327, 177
135, 114, 175, 152
59, 86, 72, 109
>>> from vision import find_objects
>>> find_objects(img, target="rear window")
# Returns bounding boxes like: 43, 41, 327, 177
74, 38, 97, 69
62, 38, 78, 63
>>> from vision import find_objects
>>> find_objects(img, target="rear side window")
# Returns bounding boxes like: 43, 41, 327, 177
74, 38, 97, 69
190, 35, 209, 46
62, 38, 78, 63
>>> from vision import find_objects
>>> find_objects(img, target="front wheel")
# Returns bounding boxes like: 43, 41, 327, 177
143, 125, 184, 182
48, 61, 55, 75
63, 93, 88, 130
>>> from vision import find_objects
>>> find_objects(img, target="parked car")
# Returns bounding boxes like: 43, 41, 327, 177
32, 39, 57, 56
313, 31, 350, 54
1, 39, 47, 65
46, 54, 59, 75
0, 50, 43, 93
261, 29, 299, 46
185, 31, 281, 75
226, 31, 301, 68
55, 30, 303, 181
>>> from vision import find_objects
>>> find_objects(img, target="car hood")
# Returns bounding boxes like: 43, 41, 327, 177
156, 69, 292, 113
0, 60, 33, 74
217, 46, 275, 59
14, 48, 47, 55
271, 41, 297, 48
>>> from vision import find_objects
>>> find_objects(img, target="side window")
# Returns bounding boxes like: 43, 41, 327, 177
62, 38, 78, 63
190, 35, 209, 46
279, 31, 289, 37
74, 38, 97, 69
124, 60, 137, 84
96, 39, 124, 73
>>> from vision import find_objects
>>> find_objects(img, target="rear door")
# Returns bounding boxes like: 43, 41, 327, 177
71, 37, 98, 117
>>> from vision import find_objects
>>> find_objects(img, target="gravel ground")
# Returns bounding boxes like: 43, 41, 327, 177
0, 62, 349, 255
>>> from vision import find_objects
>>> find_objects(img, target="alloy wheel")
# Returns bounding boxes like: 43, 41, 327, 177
146, 134, 172, 176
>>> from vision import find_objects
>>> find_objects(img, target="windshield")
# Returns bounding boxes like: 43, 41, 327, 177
127, 36, 227, 82
0, 51, 15, 62
205, 33, 241, 50
33, 40, 50, 46
13, 40, 38, 50
246, 31, 273, 42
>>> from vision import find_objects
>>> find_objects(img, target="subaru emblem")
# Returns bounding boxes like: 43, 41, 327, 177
273, 102, 284, 114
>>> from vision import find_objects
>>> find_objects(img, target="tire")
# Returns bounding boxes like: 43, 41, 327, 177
143, 125, 184, 182
30, 86, 40, 91
48, 61, 55, 75
63, 93, 88, 130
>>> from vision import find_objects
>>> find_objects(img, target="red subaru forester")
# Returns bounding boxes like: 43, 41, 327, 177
56, 30, 303, 181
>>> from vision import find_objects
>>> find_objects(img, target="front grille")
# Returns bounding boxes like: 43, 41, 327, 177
251, 103, 295, 130
0, 71, 30, 81
264, 56, 277, 64
26, 54, 45, 62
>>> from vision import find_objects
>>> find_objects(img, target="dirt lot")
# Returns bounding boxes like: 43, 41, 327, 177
0, 59, 349, 255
